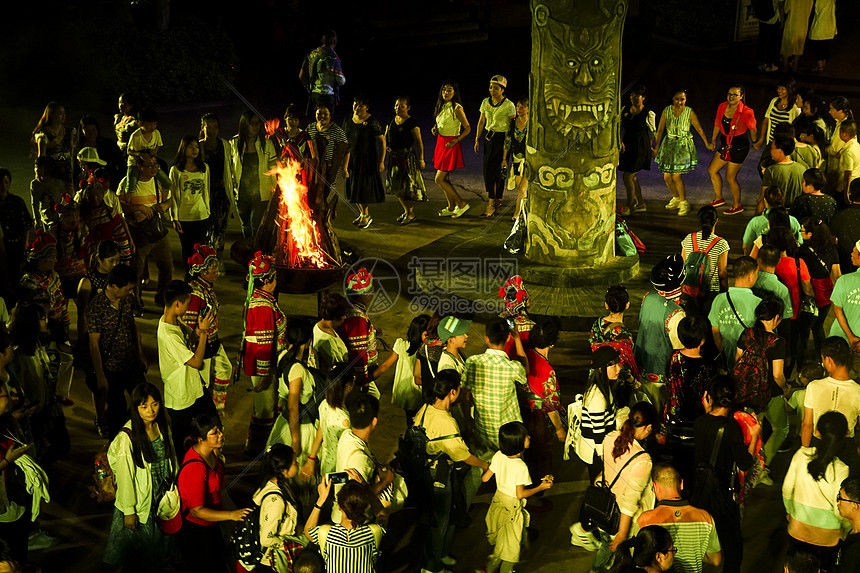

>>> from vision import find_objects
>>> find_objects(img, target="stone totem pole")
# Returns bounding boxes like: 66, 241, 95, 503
526, 0, 628, 267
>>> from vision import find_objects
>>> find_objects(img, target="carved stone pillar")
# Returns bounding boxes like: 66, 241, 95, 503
526, 0, 629, 267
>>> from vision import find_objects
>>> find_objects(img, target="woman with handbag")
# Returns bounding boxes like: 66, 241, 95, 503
104, 382, 177, 569
571, 402, 657, 570
176, 413, 252, 570
797, 218, 841, 355
706, 84, 758, 216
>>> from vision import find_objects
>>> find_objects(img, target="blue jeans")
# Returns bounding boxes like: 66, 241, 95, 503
424, 466, 455, 572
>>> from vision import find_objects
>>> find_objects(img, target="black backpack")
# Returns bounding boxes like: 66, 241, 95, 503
278, 353, 327, 424
392, 408, 459, 507
231, 490, 285, 565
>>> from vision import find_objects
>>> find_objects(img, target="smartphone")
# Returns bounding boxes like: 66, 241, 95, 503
326, 471, 349, 484
200, 304, 211, 319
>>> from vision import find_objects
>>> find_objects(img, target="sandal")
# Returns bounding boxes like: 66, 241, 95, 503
352, 215, 364, 226
396, 213, 407, 223
400, 216, 417, 226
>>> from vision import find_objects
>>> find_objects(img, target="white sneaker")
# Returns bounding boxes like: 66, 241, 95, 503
451, 204, 470, 218
665, 197, 680, 210
569, 522, 599, 551
677, 200, 690, 216
437, 207, 454, 217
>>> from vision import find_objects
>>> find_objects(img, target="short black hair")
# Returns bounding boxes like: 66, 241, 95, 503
803, 168, 826, 191
800, 361, 825, 381
677, 315, 707, 350
107, 264, 138, 288
0, 167, 11, 183
842, 476, 860, 503
733, 256, 758, 280
605, 285, 629, 313
784, 548, 820, 573
849, 178, 860, 203
757, 244, 781, 268
840, 120, 857, 138
322, 30, 337, 46
485, 317, 510, 345
771, 132, 795, 156
498, 421, 529, 456
528, 319, 559, 349
157, 279, 192, 307
137, 108, 158, 123
821, 336, 851, 368
346, 392, 379, 430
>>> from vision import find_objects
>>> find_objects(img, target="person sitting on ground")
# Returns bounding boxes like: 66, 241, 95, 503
836, 476, 860, 572
783, 411, 850, 570
637, 462, 722, 573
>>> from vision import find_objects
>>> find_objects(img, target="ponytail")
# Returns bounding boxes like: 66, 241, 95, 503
697, 205, 717, 241
612, 401, 658, 460
608, 525, 674, 573
808, 411, 848, 481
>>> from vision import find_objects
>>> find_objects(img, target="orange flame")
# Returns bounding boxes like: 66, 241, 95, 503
264, 118, 280, 138
267, 159, 329, 268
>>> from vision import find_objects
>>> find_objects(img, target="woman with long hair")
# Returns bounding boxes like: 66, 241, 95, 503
609, 525, 676, 573
76, 240, 121, 437
238, 444, 303, 573
176, 413, 251, 569
342, 94, 386, 229
797, 217, 841, 354
707, 84, 758, 215
104, 383, 176, 569
32, 102, 75, 186
169, 135, 210, 266
619, 85, 657, 214
432, 80, 472, 218
301, 364, 354, 479
680, 205, 730, 296
783, 410, 849, 570
373, 314, 430, 426
230, 110, 277, 237
754, 76, 800, 173
267, 318, 317, 473
574, 346, 622, 481
571, 402, 658, 569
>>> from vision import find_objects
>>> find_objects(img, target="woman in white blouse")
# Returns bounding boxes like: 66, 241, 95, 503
169, 135, 210, 267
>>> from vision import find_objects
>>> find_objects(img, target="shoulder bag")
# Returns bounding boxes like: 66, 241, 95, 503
579, 450, 647, 534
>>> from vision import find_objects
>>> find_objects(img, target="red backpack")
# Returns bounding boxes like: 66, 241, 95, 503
733, 328, 780, 412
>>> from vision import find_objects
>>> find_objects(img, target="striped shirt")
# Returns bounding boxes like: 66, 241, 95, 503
638, 501, 721, 573
463, 349, 526, 450
578, 384, 617, 464
307, 523, 384, 573
763, 97, 800, 144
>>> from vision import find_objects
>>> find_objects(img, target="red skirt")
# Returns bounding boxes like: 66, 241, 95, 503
433, 134, 465, 172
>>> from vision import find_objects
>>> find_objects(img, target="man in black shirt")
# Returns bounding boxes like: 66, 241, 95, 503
836, 476, 860, 572
693, 376, 759, 573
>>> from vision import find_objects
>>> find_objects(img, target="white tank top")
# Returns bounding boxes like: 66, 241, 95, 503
436, 102, 463, 137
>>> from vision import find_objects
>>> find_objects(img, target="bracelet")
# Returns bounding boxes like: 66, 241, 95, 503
313, 502, 324, 510
308, 456, 318, 461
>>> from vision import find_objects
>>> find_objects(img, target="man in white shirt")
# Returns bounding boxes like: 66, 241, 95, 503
157, 279, 217, 453
803, 336, 860, 473
332, 393, 393, 523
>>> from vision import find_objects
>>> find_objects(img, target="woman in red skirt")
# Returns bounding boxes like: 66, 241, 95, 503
432, 80, 472, 218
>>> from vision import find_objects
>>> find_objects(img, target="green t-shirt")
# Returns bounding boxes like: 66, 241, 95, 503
828, 270, 860, 340
762, 161, 807, 209
752, 271, 794, 319
708, 287, 762, 367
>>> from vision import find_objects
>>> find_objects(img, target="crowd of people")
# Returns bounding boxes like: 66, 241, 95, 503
1, 21, 860, 573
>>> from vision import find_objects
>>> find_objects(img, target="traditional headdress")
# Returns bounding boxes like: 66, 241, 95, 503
248, 251, 276, 283
188, 243, 218, 277
346, 267, 373, 295
53, 193, 77, 216
26, 229, 57, 262
499, 275, 529, 316
650, 254, 686, 296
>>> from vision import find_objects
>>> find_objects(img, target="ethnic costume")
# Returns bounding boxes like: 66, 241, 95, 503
500, 275, 535, 356
53, 195, 87, 297
241, 252, 287, 454
183, 244, 232, 416
337, 268, 380, 397
78, 179, 134, 263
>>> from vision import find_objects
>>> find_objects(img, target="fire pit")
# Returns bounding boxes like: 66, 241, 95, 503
231, 156, 346, 295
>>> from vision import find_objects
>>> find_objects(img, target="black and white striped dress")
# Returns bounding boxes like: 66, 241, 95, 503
307, 523, 385, 573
